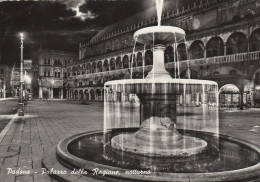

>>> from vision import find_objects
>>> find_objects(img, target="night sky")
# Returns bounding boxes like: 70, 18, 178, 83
0, 0, 191, 66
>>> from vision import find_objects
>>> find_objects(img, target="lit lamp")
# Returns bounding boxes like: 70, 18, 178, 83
18, 33, 24, 116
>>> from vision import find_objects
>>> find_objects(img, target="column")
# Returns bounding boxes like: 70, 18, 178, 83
50, 87, 53, 99
196, 93, 200, 106
61, 88, 63, 99
39, 86, 43, 99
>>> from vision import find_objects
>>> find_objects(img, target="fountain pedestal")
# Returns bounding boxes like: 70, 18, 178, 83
111, 93, 207, 157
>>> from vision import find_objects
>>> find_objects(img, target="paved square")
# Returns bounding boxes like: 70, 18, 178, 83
0, 100, 259, 182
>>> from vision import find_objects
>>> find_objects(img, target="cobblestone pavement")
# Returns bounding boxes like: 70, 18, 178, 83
0, 100, 259, 182
0, 100, 103, 182
0, 99, 19, 132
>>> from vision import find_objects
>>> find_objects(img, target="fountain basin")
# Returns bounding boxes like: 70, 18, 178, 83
105, 79, 218, 95
55, 128, 260, 182
134, 26, 185, 45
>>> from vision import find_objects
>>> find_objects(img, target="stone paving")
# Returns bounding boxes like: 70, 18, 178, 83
0, 100, 259, 182
0, 100, 104, 182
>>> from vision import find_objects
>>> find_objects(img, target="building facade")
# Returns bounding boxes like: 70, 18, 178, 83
65, 0, 260, 107
32, 49, 78, 99
10, 60, 32, 97
0, 65, 11, 98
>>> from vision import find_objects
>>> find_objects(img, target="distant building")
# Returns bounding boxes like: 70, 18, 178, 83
31, 49, 78, 99
0, 65, 11, 98
65, 0, 260, 108
10, 61, 32, 97
10, 65, 20, 97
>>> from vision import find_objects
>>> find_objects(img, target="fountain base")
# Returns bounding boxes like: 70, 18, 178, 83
111, 128, 207, 157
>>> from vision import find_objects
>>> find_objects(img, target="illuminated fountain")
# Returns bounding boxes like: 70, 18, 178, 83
44, 0, 260, 181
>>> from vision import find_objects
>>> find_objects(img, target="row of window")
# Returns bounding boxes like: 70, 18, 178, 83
43, 58, 71, 65
43, 71, 61, 78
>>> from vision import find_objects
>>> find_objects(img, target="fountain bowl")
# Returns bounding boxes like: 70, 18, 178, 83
134, 26, 185, 45
52, 128, 260, 182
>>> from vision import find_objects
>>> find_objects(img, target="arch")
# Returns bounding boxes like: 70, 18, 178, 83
90, 89, 95, 101
74, 90, 79, 100
249, 28, 260, 51
110, 58, 116, 71
206, 36, 224, 57
79, 90, 84, 100
136, 52, 142, 66
91, 62, 96, 73
190, 40, 204, 59
254, 70, 260, 86
96, 89, 102, 101
97, 61, 103, 72
103, 59, 109, 71
53, 81, 62, 88
86, 63, 91, 74
219, 84, 240, 107
145, 50, 153, 65
84, 90, 90, 100
164, 46, 174, 63
177, 43, 187, 61
42, 81, 52, 88
116, 57, 122, 70
226, 32, 247, 55
219, 84, 240, 94
123, 55, 129, 69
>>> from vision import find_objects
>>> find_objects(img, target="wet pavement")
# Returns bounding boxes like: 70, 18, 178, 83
0, 99, 19, 132
0, 99, 259, 182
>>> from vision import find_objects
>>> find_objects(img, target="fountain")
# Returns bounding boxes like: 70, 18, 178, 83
43, 0, 260, 181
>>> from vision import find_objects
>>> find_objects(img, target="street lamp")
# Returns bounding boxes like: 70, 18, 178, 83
18, 33, 24, 116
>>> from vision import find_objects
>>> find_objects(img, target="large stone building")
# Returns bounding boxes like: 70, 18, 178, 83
65, 0, 260, 107
32, 49, 77, 99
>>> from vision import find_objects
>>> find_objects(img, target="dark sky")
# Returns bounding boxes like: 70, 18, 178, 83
0, 0, 191, 66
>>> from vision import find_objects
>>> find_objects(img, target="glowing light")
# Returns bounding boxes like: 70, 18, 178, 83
20, 33, 24, 40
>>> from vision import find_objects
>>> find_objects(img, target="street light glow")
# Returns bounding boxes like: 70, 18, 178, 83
20, 33, 24, 40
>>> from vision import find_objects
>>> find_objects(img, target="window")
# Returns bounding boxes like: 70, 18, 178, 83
0, 69, 4, 74
64, 73, 67, 78
68, 73, 70, 77
48, 59, 50, 64
199, 66, 203, 70
48, 72, 50, 77
44, 58, 47, 64
44, 71, 47, 77
89, 81, 93, 86
55, 72, 57, 78
206, 65, 210, 69
58, 72, 60, 78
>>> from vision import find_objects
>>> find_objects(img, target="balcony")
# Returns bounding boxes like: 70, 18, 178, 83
67, 51, 260, 80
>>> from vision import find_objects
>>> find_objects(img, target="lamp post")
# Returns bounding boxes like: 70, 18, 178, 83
18, 33, 24, 116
